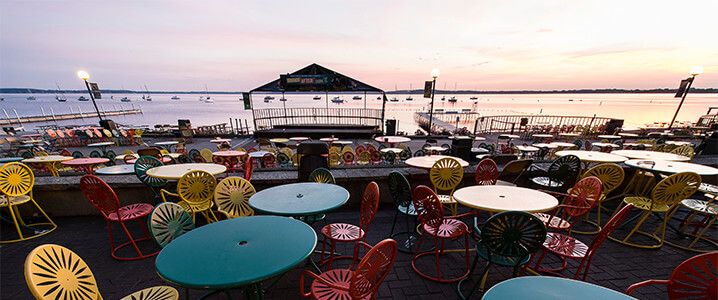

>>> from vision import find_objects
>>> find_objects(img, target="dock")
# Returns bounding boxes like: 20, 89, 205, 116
0, 108, 143, 126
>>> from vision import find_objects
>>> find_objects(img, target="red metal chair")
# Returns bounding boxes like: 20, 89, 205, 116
411, 185, 472, 283
79, 175, 157, 260
475, 158, 499, 185
532, 204, 634, 279
244, 155, 253, 181
262, 152, 276, 168
626, 251, 717, 298
533, 176, 603, 235
300, 239, 398, 299
320, 182, 380, 269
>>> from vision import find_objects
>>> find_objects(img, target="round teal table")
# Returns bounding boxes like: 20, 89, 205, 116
482, 277, 636, 300
155, 216, 316, 297
0, 157, 23, 163
95, 164, 135, 175
249, 183, 349, 216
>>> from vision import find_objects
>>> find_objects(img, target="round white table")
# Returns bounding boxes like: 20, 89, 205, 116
319, 137, 338, 142
333, 140, 353, 145
95, 164, 135, 175
154, 141, 179, 146
532, 134, 554, 139
624, 160, 718, 176
555, 150, 627, 164
448, 136, 472, 140
618, 132, 639, 138
405, 155, 469, 169
471, 147, 490, 153
425, 146, 448, 153
22, 155, 73, 177
499, 134, 520, 140
248, 150, 271, 158
592, 142, 620, 149
380, 148, 403, 154
665, 141, 692, 146
210, 138, 232, 144
550, 142, 578, 148
453, 185, 558, 213
597, 135, 622, 140
533, 143, 558, 149
87, 142, 114, 153
289, 137, 310, 142
375, 136, 411, 147
611, 150, 690, 162
269, 138, 289, 144
473, 136, 486, 141
559, 132, 580, 138
624, 143, 654, 148
146, 163, 227, 180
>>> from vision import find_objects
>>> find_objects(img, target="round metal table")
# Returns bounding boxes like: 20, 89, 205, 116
289, 137, 310, 142
87, 142, 114, 154
665, 141, 692, 146
319, 137, 338, 142
375, 136, 411, 147
405, 155, 469, 169
249, 183, 349, 217
269, 138, 289, 144
155, 216, 316, 296
154, 141, 179, 151
550, 142, 578, 148
210, 138, 232, 144
611, 150, 690, 162
474, 136, 486, 141
146, 163, 227, 180
61, 158, 110, 174
483, 277, 636, 300
212, 151, 247, 157
453, 185, 558, 213
248, 151, 271, 158
597, 135, 622, 140
0, 157, 23, 163
380, 148, 404, 154
533, 143, 558, 149
618, 132, 639, 138
532, 134, 554, 139
555, 150, 627, 164
95, 164, 135, 175
22, 155, 73, 177
624, 160, 718, 176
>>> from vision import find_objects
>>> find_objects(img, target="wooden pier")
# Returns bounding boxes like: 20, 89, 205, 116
0, 108, 143, 126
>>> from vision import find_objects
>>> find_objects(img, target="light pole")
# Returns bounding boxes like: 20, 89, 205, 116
77, 70, 103, 121
668, 66, 703, 130
428, 68, 440, 135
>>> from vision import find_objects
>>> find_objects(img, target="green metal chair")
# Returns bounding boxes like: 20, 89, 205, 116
134, 156, 167, 202
148, 202, 194, 248
457, 211, 547, 299
528, 155, 581, 192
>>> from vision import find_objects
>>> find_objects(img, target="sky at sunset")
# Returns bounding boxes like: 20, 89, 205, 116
1, 0, 717, 91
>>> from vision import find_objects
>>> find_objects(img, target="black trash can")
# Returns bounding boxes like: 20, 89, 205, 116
451, 137, 473, 162
385, 119, 397, 136
297, 142, 329, 181
99, 119, 117, 131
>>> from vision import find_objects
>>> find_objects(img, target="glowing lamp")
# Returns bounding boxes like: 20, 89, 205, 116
690, 66, 703, 76
77, 70, 90, 81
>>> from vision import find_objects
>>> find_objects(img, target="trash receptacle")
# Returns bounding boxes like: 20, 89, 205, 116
297, 142, 329, 181
385, 119, 397, 136
99, 119, 117, 131
451, 137, 473, 162
178, 119, 193, 142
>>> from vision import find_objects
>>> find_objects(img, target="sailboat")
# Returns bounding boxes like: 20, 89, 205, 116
331, 96, 344, 103
405, 83, 413, 101
279, 97, 287, 102
200, 84, 212, 102
79, 96, 90, 101
470, 96, 478, 100
264, 95, 275, 101
352, 95, 362, 100
142, 85, 152, 101
448, 96, 458, 103
119, 96, 130, 102
26, 89, 36, 100
171, 95, 180, 100
390, 84, 399, 102
313, 95, 322, 100
54, 83, 67, 102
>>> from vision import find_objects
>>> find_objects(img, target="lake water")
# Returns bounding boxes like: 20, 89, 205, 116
1, 92, 715, 133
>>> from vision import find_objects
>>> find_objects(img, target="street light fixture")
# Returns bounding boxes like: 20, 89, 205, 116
668, 66, 702, 130
428, 68, 440, 135
77, 70, 103, 121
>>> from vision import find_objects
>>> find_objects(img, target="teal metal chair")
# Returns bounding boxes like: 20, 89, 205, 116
148, 202, 194, 248
457, 211, 547, 299
134, 156, 166, 202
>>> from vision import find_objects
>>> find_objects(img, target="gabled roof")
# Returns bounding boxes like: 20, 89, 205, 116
250, 63, 384, 93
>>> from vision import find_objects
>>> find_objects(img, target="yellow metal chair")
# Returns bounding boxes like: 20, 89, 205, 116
429, 158, 464, 215
608, 172, 701, 249
25, 244, 178, 300
0, 162, 56, 243
576, 163, 625, 234
161, 170, 219, 223
199, 148, 213, 163
328, 150, 341, 167
214, 176, 255, 218
670, 145, 694, 158
133, 128, 145, 145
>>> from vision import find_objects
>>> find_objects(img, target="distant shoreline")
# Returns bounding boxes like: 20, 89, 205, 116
1, 87, 716, 94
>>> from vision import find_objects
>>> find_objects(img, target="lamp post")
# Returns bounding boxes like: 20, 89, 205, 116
428, 68, 440, 136
77, 70, 103, 121
668, 66, 703, 130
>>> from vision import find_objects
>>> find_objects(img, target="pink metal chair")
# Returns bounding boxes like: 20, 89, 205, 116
80, 175, 157, 260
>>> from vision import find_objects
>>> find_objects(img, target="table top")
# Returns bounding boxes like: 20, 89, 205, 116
0, 157, 23, 163
665, 141, 691, 146
611, 150, 690, 161
592, 142, 620, 148
404, 155, 469, 169
269, 138, 290, 143
62, 158, 110, 166
319, 137, 338, 142
155, 216, 316, 289
87, 142, 114, 147
425, 146, 448, 152
126, 156, 173, 164
289, 137, 310, 141
550, 142, 578, 148
555, 150, 627, 163
559, 132, 581, 137
453, 185, 558, 213
95, 164, 135, 175
517, 145, 539, 152
146, 163, 227, 180
474, 136, 486, 141
471, 147, 490, 153
380, 148, 404, 153
22, 139, 43, 144
209, 139, 232, 143
499, 134, 520, 139
375, 136, 411, 144
533, 143, 558, 149
532, 134, 554, 138
448, 135, 472, 140
483, 277, 636, 300
249, 182, 349, 216
597, 135, 622, 139
248, 150, 271, 158
22, 155, 73, 163
624, 159, 718, 176
154, 141, 179, 146
333, 140, 353, 145
623, 143, 654, 148
212, 151, 247, 157
618, 132, 639, 137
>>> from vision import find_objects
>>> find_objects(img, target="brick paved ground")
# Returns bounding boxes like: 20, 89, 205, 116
2, 197, 711, 299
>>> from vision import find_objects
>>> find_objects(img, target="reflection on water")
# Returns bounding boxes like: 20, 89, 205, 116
1, 93, 715, 133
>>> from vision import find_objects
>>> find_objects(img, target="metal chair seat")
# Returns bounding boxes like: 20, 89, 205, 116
0, 194, 31, 206
624, 196, 671, 212
106, 203, 153, 221
531, 177, 564, 188
475, 242, 532, 267
321, 223, 365, 242
681, 199, 718, 215
310, 269, 372, 300
533, 213, 572, 230
423, 218, 469, 239
542, 232, 589, 259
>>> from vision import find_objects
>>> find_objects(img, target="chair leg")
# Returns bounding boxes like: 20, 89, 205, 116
6, 205, 25, 241
389, 209, 399, 236
457, 251, 481, 300
119, 221, 144, 257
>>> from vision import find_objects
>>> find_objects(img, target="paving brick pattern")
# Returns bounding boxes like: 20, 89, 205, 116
2, 197, 711, 300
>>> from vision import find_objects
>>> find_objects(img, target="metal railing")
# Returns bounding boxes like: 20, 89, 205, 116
254, 108, 383, 130
473, 114, 617, 135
